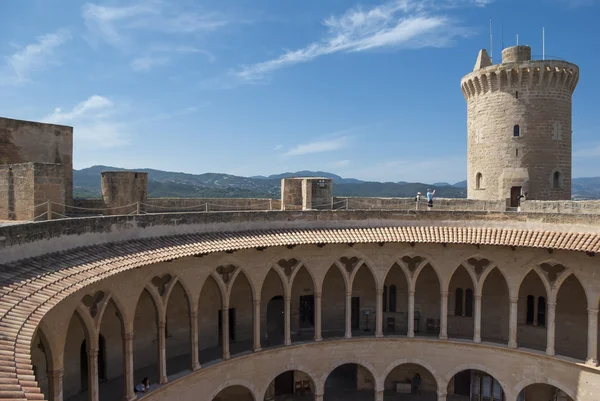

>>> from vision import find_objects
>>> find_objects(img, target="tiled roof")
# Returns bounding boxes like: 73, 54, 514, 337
0, 225, 599, 400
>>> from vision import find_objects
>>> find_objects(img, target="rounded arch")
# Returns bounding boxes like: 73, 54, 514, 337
380, 358, 439, 392
514, 378, 576, 401
320, 359, 380, 394
259, 367, 319, 400
444, 364, 509, 398
209, 380, 257, 401
475, 172, 483, 189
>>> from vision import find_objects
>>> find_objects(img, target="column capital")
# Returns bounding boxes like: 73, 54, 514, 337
377, 288, 384, 295
408, 290, 415, 296
588, 308, 599, 315
190, 310, 198, 318
284, 295, 291, 302
474, 294, 482, 300
510, 297, 519, 303
124, 332, 134, 341
158, 320, 166, 329
254, 298, 261, 306
346, 291, 352, 297
440, 290, 449, 297
87, 348, 99, 358
315, 291, 322, 298
547, 302, 556, 308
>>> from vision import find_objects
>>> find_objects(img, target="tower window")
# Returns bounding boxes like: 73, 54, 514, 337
515, 91, 518, 99
476, 173, 483, 189
516, 148, 519, 157
553, 171, 561, 188
513, 125, 520, 137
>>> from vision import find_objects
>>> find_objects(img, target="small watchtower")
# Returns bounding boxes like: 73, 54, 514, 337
461, 45, 579, 204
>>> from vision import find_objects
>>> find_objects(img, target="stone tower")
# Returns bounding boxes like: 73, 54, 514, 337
461, 45, 579, 203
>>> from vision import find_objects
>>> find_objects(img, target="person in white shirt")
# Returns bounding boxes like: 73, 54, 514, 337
426, 189, 436, 210
415, 192, 422, 210
134, 377, 150, 394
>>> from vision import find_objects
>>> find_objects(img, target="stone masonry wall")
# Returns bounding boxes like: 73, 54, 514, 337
462, 47, 579, 202
0, 117, 73, 205
281, 179, 303, 210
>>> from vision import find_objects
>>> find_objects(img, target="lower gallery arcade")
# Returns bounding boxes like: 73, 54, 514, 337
31, 243, 600, 401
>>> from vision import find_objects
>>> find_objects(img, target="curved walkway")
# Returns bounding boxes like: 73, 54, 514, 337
2, 223, 600, 400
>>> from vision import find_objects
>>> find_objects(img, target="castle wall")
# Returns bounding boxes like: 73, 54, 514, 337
0, 117, 73, 205
462, 47, 579, 202
281, 178, 303, 210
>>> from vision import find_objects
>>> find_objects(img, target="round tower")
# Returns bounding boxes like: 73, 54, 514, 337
461, 45, 579, 204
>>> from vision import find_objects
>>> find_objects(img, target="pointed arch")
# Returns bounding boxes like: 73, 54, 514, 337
228, 267, 258, 302
262, 268, 286, 346
228, 269, 254, 352
481, 267, 509, 344
98, 298, 125, 388
31, 326, 54, 400
348, 260, 379, 290
555, 273, 587, 360
164, 276, 194, 315
291, 265, 316, 341
413, 263, 441, 337
517, 269, 549, 352
62, 308, 94, 398
198, 274, 224, 363
448, 265, 475, 339
133, 288, 160, 377
351, 263, 377, 334
411, 261, 442, 293
165, 281, 192, 375
383, 261, 410, 334
321, 263, 347, 338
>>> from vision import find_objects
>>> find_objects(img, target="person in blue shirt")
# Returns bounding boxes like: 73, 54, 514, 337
426, 189, 436, 210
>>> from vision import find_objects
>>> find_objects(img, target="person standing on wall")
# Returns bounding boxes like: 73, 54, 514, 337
415, 192, 422, 210
426, 189, 436, 210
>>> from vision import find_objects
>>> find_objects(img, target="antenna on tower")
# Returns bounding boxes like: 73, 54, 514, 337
542, 27, 545, 60
501, 21, 504, 50
516, 34, 519, 46
489, 18, 493, 63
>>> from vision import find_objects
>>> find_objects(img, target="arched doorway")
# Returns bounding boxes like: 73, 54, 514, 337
517, 271, 548, 351
165, 282, 191, 376
213, 385, 255, 401
133, 289, 159, 386
98, 299, 124, 401
517, 383, 573, 401
198, 276, 223, 364
351, 264, 377, 336
556, 274, 587, 360
229, 272, 254, 354
481, 268, 509, 343
324, 363, 375, 400
383, 363, 437, 399
414, 264, 441, 337
447, 370, 504, 401
264, 370, 314, 400
447, 266, 475, 339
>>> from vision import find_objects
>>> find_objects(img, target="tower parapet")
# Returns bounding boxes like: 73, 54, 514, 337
461, 45, 579, 203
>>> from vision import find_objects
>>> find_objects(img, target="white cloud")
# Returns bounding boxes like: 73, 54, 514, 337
41, 95, 130, 149
234, 0, 475, 81
82, 2, 230, 47
331, 160, 351, 168
283, 136, 349, 156
1, 29, 71, 85
130, 56, 169, 71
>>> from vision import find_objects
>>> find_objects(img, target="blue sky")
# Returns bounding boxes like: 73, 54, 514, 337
1, 0, 598, 184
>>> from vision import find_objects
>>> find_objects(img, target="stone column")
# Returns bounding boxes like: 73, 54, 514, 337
437, 391, 447, 401
440, 291, 448, 340
314, 393, 324, 401
546, 302, 556, 356
47, 369, 64, 401
222, 307, 230, 359
375, 389, 384, 401
473, 294, 482, 343
253, 298, 262, 351
408, 290, 415, 337
587, 308, 599, 365
508, 297, 518, 349
88, 348, 99, 401
123, 332, 135, 401
284, 295, 292, 345
345, 291, 352, 339
158, 321, 168, 384
315, 292, 322, 341
376, 288, 383, 337
190, 310, 200, 370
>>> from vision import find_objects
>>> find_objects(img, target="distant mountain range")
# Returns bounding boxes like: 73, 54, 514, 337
72, 165, 600, 199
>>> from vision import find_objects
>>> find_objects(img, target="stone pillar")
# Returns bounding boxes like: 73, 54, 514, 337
474, 294, 482, 343
376, 288, 383, 337
375, 389, 384, 401
123, 332, 136, 401
47, 369, 64, 401
253, 298, 262, 351
190, 310, 200, 370
587, 308, 599, 365
408, 290, 415, 337
284, 295, 292, 345
315, 292, 322, 341
508, 297, 518, 348
314, 393, 324, 401
440, 291, 448, 340
88, 348, 99, 401
158, 320, 168, 384
222, 307, 230, 359
345, 291, 352, 339
546, 302, 556, 356
437, 391, 447, 401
